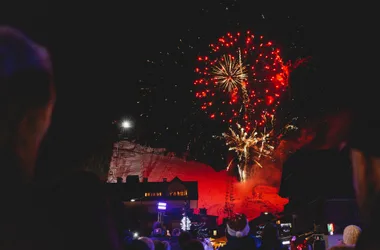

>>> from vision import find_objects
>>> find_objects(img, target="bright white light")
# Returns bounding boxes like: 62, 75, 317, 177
131, 199, 136, 202
282, 241, 290, 245
121, 120, 132, 129
264, 212, 268, 215
181, 216, 191, 231
158, 202, 167, 210
133, 232, 139, 238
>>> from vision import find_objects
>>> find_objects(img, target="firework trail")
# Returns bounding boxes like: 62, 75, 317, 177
220, 116, 298, 182
195, 31, 308, 181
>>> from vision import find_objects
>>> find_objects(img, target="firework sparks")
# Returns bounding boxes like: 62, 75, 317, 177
195, 31, 308, 182
221, 117, 298, 182
212, 54, 247, 92
195, 31, 309, 131
195, 31, 290, 130
222, 123, 272, 182
275, 57, 310, 89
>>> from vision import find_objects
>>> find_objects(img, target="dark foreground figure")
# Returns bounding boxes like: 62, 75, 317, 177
220, 213, 261, 250
0, 26, 122, 250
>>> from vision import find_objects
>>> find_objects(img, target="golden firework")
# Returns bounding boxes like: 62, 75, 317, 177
212, 54, 248, 92
222, 116, 298, 182
222, 123, 273, 182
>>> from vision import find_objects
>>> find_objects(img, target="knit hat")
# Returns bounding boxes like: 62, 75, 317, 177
343, 225, 361, 246
226, 214, 250, 238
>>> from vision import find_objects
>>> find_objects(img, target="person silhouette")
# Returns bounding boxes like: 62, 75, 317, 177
0, 26, 55, 249
0, 26, 122, 250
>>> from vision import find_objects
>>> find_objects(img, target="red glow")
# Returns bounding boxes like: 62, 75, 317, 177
195, 31, 302, 128
267, 96, 274, 105
108, 142, 295, 222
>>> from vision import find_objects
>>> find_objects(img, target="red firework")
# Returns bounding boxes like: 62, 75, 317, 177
194, 31, 290, 131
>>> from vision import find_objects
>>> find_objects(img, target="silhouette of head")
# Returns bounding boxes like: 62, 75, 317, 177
172, 228, 180, 237
161, 241, 171, 250
261, 222, 280, 248
154, 240, 165, 250
129, 239, 150, 250
183, 239, 204, 250
178, 231, 192, 249
138, 237, 154, 250
226, 213, 250, 238
0, 26, 55, 179
153, 221, 163, 230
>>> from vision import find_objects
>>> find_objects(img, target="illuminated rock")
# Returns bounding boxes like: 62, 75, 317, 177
108, 141, 288, 222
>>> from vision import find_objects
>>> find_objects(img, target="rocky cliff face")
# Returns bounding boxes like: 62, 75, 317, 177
108, 141, 288, 222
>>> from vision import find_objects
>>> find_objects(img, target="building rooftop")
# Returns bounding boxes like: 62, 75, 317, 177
106, 176, 198, 201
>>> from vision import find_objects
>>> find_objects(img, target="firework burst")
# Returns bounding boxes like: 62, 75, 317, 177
212, 54, 247, 92
195, 31, 290, 130
221, 116, 298, 182
195, 31, 308, 182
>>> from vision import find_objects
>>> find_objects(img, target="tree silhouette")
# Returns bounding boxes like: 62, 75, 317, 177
142, 152, 160, 179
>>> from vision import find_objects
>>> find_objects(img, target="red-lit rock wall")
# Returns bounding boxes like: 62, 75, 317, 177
108, 141, 289, 222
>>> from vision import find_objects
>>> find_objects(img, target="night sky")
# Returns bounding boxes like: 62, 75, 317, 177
1, 2, 365, 179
